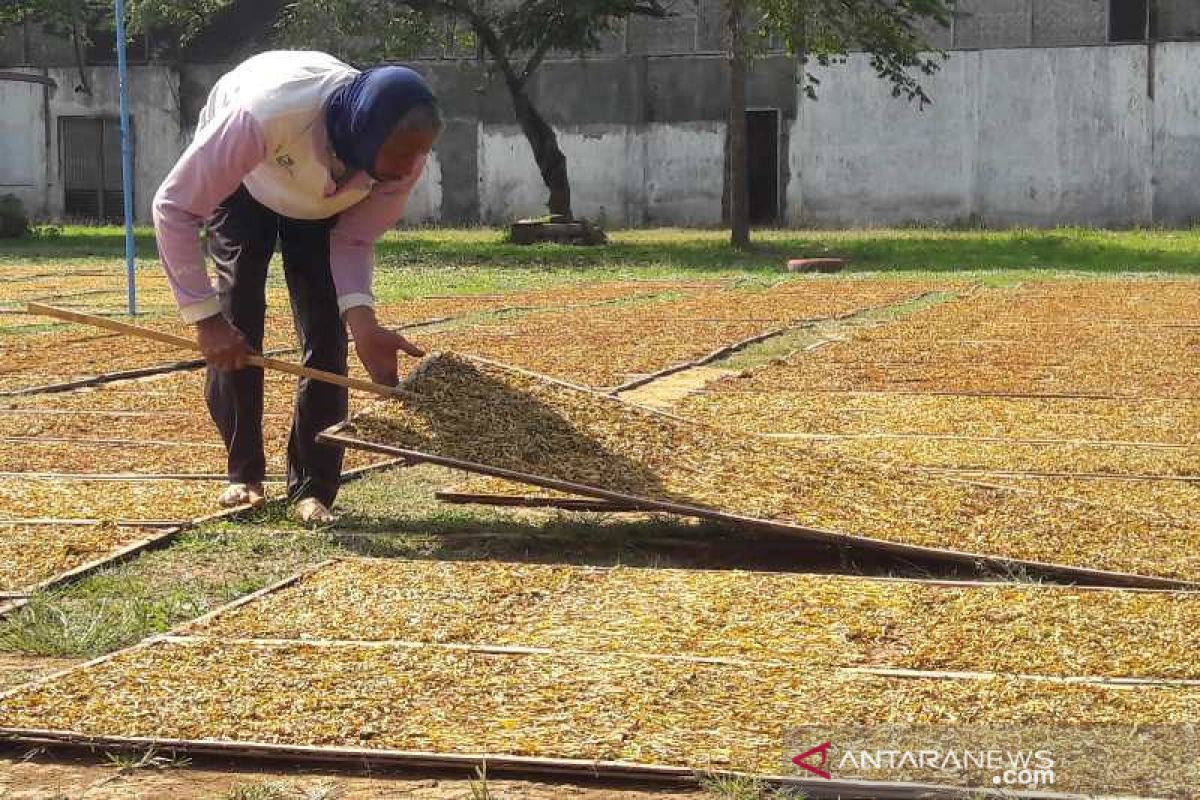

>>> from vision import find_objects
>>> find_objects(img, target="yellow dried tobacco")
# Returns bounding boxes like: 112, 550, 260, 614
196, 558, 1200, 680
808, 437, 1200, 478
0, 477, 267, 522
2, 638, 1198, 781
395, 281, 949, 389
0, 317, 296, 391
0, 440, 230, 476
0, 272, 175, 305
702, 282, 1200, 397
338, 353, 1199, 581
989, 476, 1199, 520
677, 390, 1200, 445
374, 280, 714, 327
0, 523, 157, 592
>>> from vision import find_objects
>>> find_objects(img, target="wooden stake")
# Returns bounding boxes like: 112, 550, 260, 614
26, 303, 419, 402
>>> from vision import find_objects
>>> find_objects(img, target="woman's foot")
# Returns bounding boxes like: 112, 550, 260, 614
293, 497, 336, 525
217, 482, 266, 509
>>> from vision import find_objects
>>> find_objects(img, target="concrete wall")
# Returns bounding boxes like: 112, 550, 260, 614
1153, 43, 1200, 224
1160, 0, 1200, 40
0, 66, 182, 220
0, 77, 47, 215
475, 120, 728, 227
789, 44, 1180, 228
46, 66, 184, 221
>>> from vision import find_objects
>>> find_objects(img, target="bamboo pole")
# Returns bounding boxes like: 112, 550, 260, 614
26, 304, 418, 402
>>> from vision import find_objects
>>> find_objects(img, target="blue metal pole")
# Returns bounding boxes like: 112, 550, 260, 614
114, 0, 137, 315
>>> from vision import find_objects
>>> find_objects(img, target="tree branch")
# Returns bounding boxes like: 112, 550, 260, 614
458, 4, 518, 87
631, 0, 670, 17
519, 36, 555, 87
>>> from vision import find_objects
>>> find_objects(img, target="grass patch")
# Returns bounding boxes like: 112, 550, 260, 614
0, 591, 206, 658
222, 782, 294, 800
721, 288, 962, 371
0, 527, 340, 658
700, 773, 804, 799
4, 226, 1200, 279
104, 747, 192, 773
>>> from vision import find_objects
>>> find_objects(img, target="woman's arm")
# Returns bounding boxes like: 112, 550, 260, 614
327, 153, 427, 315
152, 105, 267, 323
330, 155, 429, 384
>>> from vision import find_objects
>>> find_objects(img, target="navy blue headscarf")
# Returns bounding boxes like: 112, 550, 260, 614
326, 66, 436, 177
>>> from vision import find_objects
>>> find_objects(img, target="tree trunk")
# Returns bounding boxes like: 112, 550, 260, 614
70, 20, 91, 95
506, 77, 573, 221
727, 0, 750, 248
463, 8, 573, 221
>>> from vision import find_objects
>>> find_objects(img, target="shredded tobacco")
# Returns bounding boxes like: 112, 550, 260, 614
339, 353, 1198, 581
1, 638, 1199, 784
0, 523, 158, 592
195, 558, 1200, 680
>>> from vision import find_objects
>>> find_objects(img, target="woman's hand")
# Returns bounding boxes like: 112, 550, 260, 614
196, 315, 252, 371
345, 306, 425, 386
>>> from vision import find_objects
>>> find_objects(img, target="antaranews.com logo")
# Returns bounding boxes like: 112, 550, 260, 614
783, 724, 1199, 797
793, 740, 1056, 789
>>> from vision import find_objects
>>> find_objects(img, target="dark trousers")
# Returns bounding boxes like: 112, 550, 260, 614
205, 185, 347, 507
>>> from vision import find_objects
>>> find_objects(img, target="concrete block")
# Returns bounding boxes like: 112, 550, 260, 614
627, 14, 697, 55
954, 0, 1034, 49
646, 56, 728, 122
972, 46, 1152, 226
645, 121, 725, 226
1033, 0, 1107, 45
1158, 0, 1200, 39
1153, 43, 1200, 224
913, 14, 955, 51
788, 53, 977, 227
697, 0, 726, 52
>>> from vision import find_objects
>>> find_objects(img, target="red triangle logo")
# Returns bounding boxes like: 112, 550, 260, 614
792, 741, 833, 780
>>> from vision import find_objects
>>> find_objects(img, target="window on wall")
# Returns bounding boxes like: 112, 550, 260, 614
60, 117, 130, 222
1110, 0, 1150, 41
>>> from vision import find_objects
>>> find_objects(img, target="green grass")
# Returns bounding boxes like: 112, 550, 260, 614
700, 773, 805, 799
721, 288, 961, 371
221, 782, 294, 800
468, 763, 493, 800
0, 527, 340, 658
104, 747, 192, 773
4, 226, 1200, 282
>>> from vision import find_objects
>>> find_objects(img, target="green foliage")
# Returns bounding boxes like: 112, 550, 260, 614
0, 0, 259, 59
276, 0, 669, 80
122, 0, 237, 43
490, 0, 660, 58
104, 746, 192, 772
750, 0, 953, 105
221, 783, 294, 800
276, 0, 452, 64
0, 0, 111, 50
699, 772, 807, 799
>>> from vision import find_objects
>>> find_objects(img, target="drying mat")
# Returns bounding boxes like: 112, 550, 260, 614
321, 353, 1200, 589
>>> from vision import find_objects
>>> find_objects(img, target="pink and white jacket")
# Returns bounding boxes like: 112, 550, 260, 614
152, 50, 427, 323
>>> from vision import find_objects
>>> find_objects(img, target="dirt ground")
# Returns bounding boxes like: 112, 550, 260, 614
0, 752, 706, 799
